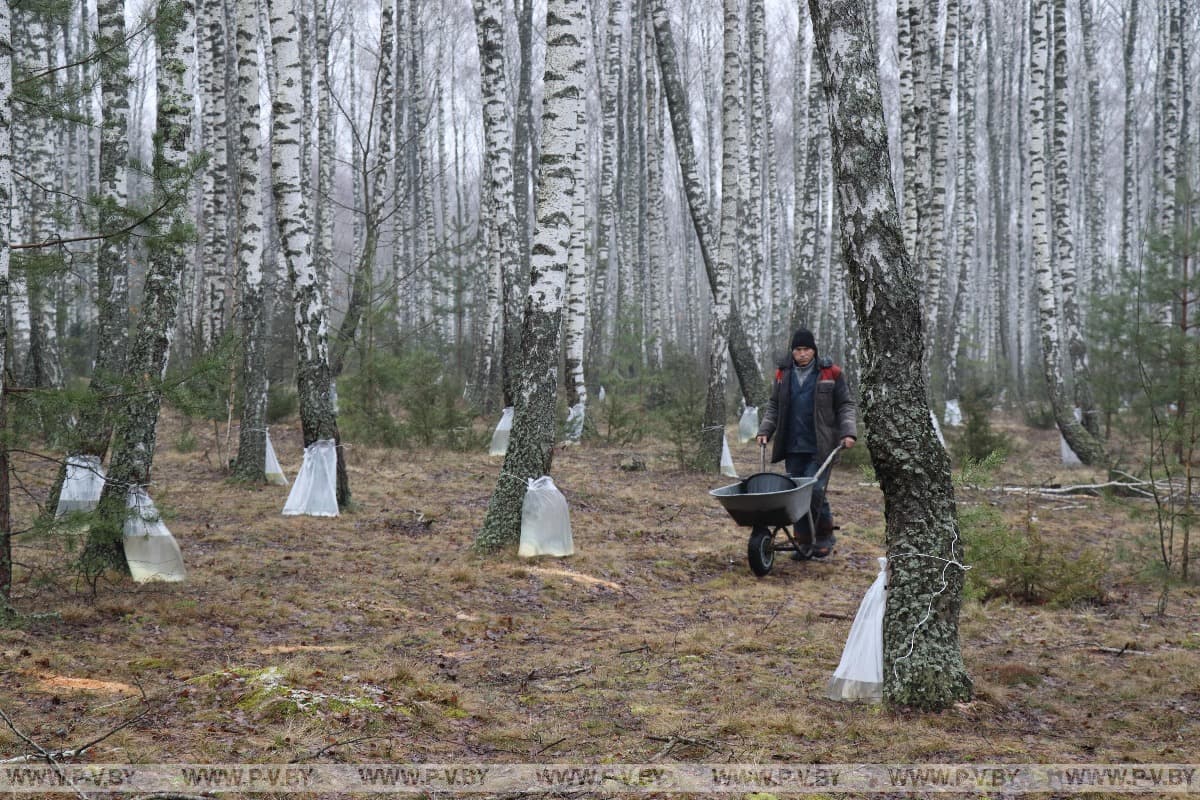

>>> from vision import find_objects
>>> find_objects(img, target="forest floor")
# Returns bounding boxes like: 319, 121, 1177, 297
2, 408, 1199, 798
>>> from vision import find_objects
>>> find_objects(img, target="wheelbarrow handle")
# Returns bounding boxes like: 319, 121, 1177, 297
813, 443, 845, 481
760, 442, 767, 473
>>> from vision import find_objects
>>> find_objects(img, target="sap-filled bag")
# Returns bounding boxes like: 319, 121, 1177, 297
282, 439, 339, 517
264, 430, 289, 486
518, 476, 574, 557
57, 455, 106, 516
720, 433, 738, 478
123, 488, 186, 583
564, 402, 585, 443
827, 557, 887, 701
737, 406, 759, 444
489, 407, 514, 456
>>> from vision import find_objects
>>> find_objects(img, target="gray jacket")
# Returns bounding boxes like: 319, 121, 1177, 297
757, 355, 858, 465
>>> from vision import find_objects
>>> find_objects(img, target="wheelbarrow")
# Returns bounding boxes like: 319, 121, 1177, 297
709, 444, 843, 577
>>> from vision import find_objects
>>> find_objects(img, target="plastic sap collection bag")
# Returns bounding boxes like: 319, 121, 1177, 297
737, 406, 759, 444
564, 402, 585, 443
489, 407, 514, 456
827, 557, 887, 701
720, 434, 738, 478
282, 439, 339, 517
123, 488, 186, 583
1061, 407, 1083, 465
518, 476, 574, 557
56, 455, 106, 516
943, 399, 964, 427
264, 430, 289, 486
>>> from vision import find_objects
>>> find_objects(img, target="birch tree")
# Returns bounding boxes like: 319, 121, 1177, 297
1030, 0, 1106, 467
233, 0, 268, 482
470, 0, 521, 410
808, 0, 972, 711
947, 0, 977, 399
477, 0, 586, 549
71, 0, 131, 465
649, 0, 767, 409
198, 0, 231, 349
268, 0, 349, 506
698, 0, 743, 472
332, 0, 394, 377
587, 0, 623, 370
0, 0, 10, 601
86, 0, 197, 573
1120, 0, 1140, 278
1051, 0, 1099, 437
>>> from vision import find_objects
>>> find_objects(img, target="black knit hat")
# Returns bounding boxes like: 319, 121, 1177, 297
791, 328, 817, 350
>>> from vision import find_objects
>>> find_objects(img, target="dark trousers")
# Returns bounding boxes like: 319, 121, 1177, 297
785, 452, 832, 526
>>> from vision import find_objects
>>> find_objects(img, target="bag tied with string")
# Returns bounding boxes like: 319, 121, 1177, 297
518, 476, 574, 557
827, 556, 887, 701
489, 407, 514, 456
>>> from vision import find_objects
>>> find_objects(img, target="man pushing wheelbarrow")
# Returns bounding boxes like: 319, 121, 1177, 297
755, 328, 858, 560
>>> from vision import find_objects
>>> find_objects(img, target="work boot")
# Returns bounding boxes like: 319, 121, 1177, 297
791, 521, 814, 560
813, 518, 837, 559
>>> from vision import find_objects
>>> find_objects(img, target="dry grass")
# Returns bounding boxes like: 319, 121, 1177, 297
2, 409, 1199, 779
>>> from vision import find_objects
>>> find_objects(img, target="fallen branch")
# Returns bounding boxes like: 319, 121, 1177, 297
289, 735, 389, 763
519, 665, 592, 690
1093, 644, 1151, 656
0, 706, 88, 800
647, 734, 720, 761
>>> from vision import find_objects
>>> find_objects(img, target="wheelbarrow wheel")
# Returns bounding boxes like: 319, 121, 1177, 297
747, 527, 775, 577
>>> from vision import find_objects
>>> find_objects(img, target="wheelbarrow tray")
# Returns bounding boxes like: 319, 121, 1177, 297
710, 472, 817, 528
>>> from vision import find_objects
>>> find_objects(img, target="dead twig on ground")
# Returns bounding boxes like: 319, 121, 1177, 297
646, 734, 721, 761
0, 705, 89, 800
534, 737, 568, 755
518, 665, 592, 690
289, 735, 390, 763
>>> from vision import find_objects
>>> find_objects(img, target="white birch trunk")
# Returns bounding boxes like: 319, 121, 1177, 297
88, 0, 196, 573
701, 0, 742, 472
233, 0, 268, 481
199, 0, 231, 349
1052, 0, 1098, 437
809, 0, 971, 711
645, 15, 666, 372
268, 0, 348, 505
477, 0, 586, 549
588, 0, 623, 368
1119, 0, 1139, 278
1030, 0, 1104, 466
0, 0, 9, 598
471, 0, 521, 408
1157, 0, 1181, 232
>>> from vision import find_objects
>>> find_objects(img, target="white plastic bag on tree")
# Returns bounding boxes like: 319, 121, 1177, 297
123, 488, 186, 583
720, 434, 738, 478
930, 410, 946, 447
1060, 435, 1082, 465
282, 439, 339, 517
598, 386, 606, 402
489, 407, 515, 456
564, 403, 585, 443
56, 455, 105, 516
518, 476, 574, 557
264, 430, 288, 486
827, 557, 887, 701
943, 399, 963, 427
737, 406, 759, 444
1061, 407, 1083, 465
